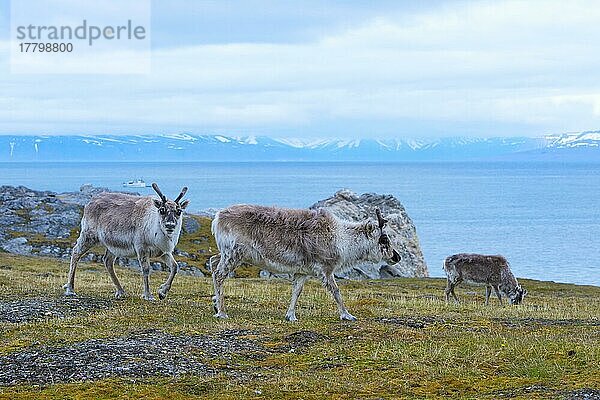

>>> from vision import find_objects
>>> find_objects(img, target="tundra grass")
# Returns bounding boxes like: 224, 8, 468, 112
0, 252, 598, 399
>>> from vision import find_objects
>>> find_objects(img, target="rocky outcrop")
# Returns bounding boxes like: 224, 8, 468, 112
0, 185, 82, 243
310, 189, 428, 279
56, 183, 119, 206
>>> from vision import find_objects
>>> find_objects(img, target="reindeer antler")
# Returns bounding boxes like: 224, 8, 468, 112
375, 208, 388, 229
174, 186, 188, 204
151, 182, 167, 203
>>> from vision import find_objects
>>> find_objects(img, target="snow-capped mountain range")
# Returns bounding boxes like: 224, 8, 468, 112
544, 132, 600, 149
1, 131, 599, 162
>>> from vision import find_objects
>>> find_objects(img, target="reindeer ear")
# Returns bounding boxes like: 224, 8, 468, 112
179, 199, 190, 209
365, 221, 377, 237
153, 199, 163, 209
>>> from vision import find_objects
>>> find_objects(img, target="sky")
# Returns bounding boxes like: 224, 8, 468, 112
1, 0, 600, 138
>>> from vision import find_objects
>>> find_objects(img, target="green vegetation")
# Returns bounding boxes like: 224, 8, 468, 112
0, 252, 599, 399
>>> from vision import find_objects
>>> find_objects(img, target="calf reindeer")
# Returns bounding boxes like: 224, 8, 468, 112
443, 253, 527, 305
64, 183, 189, 300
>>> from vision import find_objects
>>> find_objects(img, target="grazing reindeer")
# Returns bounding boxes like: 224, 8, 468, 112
63, 183, 189, 300
443, 253, 526, 305
210, 205, 401, 321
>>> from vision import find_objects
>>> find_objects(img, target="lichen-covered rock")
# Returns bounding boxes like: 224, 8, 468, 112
182, 215, 200, 234
310, 189, 428, 278
57, 184, 131, 206
1, 237, 33, 255
0, 185, 81, 244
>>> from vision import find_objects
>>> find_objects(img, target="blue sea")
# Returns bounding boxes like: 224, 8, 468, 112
1, 161, 599, 286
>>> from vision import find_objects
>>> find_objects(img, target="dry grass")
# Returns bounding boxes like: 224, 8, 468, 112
0, 252, 599, 399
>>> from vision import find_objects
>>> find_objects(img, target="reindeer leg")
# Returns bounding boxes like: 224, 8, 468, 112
104, 250, 126, 299
451, 286, 460, 303
485, 285, 491, 305
445, 280, 460, 304
444, 279, 453, 303
209, 254, 221, 313
493, 285, 503, 306
157, 253, 178, 300
445, 280, 460, 303
213, 253, 238, 319
63, 232, 96, 296
138, 254, 155, 301
285, 274, 309, 322
322, 273, 356, 321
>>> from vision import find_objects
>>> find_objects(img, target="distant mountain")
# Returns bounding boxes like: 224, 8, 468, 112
0, 131, 599, 162
497, 131, 600, 162
545, 132, 600, 149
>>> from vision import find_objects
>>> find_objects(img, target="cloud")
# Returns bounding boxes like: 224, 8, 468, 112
1, 0, 600, 137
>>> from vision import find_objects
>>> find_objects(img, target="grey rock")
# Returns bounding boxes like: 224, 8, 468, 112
58, 184, 135, 207
335, 267, 372, 280
310, 189, 428, 278
1, 237, 33, 255
182, 215, 200, 234
183, 266, 205, 277
0, 185, 81, 241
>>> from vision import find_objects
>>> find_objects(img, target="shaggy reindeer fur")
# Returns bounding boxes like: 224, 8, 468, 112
443, 253, 526, 305
210, 205, 401, 321
64, 184, 189, 301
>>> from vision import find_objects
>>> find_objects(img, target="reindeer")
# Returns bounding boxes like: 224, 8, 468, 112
63, 183, 189, 301
443, 253, 527, 305
210, 205, 401, 321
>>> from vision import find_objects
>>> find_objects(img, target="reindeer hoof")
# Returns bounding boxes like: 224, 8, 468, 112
157, 285, 169, 300
115, 290, 127, 299
211, 296, 219, 313
285, 315, 298, 322
340, 313, 357, 321
214, 312, 229, 319
141, 293, 156, 301
63, 285, 77, 297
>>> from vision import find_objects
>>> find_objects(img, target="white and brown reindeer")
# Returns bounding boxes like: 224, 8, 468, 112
443, 253, 527, 305
63, 183, 189, 300
210, 205, 401, 321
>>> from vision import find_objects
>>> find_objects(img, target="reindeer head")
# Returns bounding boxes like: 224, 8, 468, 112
152, 183, 190, 237
508, 285, 527, 305
374, 208, 401, 264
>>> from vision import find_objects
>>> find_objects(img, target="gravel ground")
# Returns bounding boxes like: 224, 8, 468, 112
282, 330, 326, 353
376, 316, 444, 329
0, 297, 113, 323
377, 316, 600, 330
491, 385, 600, 399
563, 389, 600, 400
0, 329, 269, 386
495, 317, 600, 328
